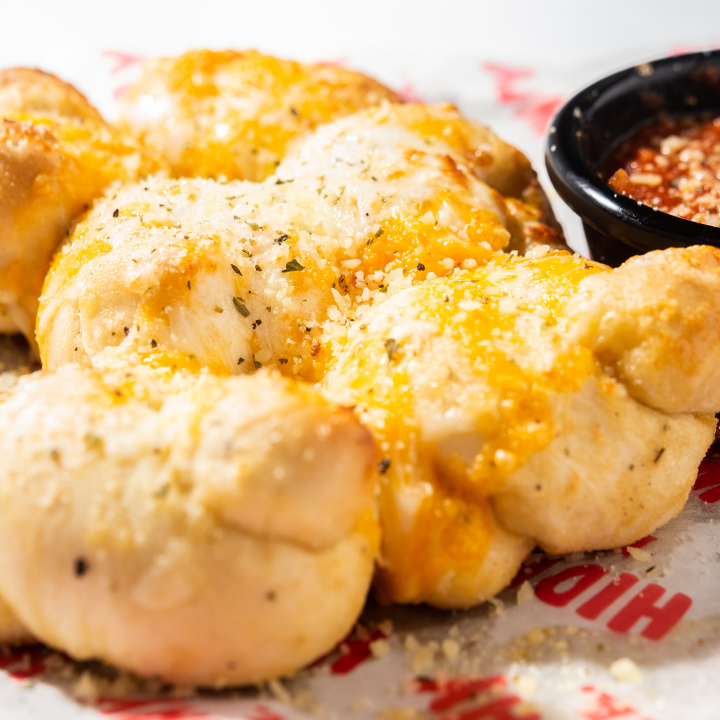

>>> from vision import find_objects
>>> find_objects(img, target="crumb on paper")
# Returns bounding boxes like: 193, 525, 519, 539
487, 597, 505, 618
403, 635, 437, 674
526, 627, 546, 646
268, 678, 292, 704
311, 662, 331, 677
515, 675, 538, 695
404, 634, 420, 653
609, 657, 644, 683
370, 638, 391, 659
72, 671, 102, 702
517, 580, 534, 604
377, 619, 394, 636
516, 701, 542, 717
293, 688, 322, 716
441, 638, 460, 661
627, 546, 653, 562
411, 643, 437, 675
378, 707, 421, 720
349, 697, 373, 712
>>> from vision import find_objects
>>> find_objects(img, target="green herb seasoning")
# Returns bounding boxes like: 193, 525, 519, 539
282, 259, 305, 272
233, 297, 250, 317
384, 338, 399, 360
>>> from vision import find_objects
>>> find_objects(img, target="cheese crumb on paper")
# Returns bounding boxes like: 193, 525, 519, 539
627, 546, 653, 562
349, 697, 373, 712
379, 708, 421, 720
488, 597, 505, 618
516, 675, 538, 695
517, 580, 534, 604
268, 678, 292, 703
441, 638, 460, 661
404, 634, 438, 674
369, 638, 391, 658
609, 657, 644, 683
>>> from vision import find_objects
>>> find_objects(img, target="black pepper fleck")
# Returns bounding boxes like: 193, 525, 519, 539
74, 557, 89, 577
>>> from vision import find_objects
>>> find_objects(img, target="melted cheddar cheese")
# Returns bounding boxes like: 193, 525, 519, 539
324, 251, 608, 603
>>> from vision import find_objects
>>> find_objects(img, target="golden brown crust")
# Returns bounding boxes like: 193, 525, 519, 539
118, 49, 401, 181
37, 106, 533, 381
0, 67, 103, 124
567, 245, 720, 413
0, 365, 378, 685
324, 249, 720, 606
504, 180, 568, 254
0, 68, 166, 342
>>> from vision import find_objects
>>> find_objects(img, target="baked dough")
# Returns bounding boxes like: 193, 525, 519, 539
3, 50, 715, 678
38, 104, 558, 380
0, 68, 165, 342
118, 49, 400, 181
0, 364, 377, 685
323, 247, 719, 607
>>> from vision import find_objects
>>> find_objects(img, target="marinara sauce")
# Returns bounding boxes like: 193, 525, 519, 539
607, 113, 720, 226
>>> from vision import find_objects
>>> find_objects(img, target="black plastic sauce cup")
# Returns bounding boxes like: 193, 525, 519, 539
546, 50, 720, 267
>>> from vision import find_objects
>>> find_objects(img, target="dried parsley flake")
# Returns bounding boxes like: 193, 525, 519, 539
282, 259, 305, 272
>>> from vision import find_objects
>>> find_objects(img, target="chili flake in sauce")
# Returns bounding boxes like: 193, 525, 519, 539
607, 114, 720, 226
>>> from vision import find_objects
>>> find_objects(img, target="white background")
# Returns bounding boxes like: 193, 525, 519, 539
3, 0, 720, 71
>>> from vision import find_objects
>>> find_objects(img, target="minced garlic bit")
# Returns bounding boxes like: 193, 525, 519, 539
609, 657, 644, 683
628, 173, 662, 186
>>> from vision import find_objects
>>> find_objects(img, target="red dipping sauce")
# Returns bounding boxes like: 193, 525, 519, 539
607, 114, 720, 227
